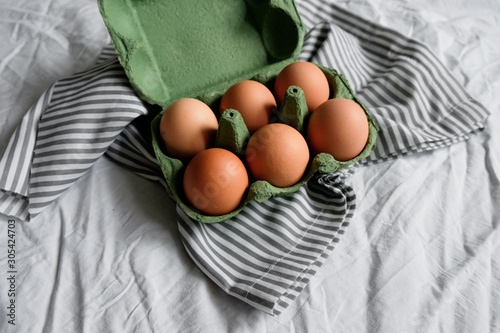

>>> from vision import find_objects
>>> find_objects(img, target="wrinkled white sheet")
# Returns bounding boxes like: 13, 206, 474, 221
0, 0, 499, 332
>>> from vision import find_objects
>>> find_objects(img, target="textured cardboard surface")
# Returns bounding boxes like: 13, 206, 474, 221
99, 0, 305, 108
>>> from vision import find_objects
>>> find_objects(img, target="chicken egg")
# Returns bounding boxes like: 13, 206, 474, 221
307, 98, 369, 161
274, 61, 330, 112
246, 123, 309, 188
219, 80, 277, 133
183, 148, 249, 216
159, 98, 218, 161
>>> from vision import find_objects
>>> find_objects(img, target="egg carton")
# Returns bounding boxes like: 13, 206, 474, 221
98, 0, 378, 223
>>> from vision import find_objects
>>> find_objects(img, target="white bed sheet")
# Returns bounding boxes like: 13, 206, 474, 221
1, 0, 499, 332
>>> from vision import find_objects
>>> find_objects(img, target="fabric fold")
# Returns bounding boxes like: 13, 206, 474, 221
26, 57, 148, 218
0, 50, 148, 221
0, 87, 53, 220
177, 172, 356, 315
295, 0, 490, 165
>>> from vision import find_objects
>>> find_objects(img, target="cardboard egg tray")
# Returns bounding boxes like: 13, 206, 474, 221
99, 0, 379, 223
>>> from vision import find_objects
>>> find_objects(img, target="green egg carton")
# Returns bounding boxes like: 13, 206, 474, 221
98, 0, 378, 223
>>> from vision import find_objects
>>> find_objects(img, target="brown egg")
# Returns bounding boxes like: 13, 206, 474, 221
246, 123, 309, 188
159, 98, 218, 161
219, 80, 277, 133
183, 148, 249, 216
307, 98, 369, 161
274, 61, 330, 112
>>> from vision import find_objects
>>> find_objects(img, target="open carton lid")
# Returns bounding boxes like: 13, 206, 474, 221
98, 0, 306, 108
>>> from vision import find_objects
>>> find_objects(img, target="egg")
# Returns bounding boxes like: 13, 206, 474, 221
274, 61, 330, 112
307, 98, 369, 161
183, 148, 249, 216
246, 123, 309, 188
159, 98, 218, 161
219, 80, 277, 133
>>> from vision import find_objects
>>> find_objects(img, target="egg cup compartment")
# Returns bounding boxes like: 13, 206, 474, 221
151, 64, 378, 223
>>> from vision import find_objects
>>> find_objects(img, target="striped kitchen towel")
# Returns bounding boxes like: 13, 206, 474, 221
0, 50, 149, 220
0, 0, 490, 316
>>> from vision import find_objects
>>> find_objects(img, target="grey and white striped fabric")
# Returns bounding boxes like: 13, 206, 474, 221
0, 54, 148, 220
178, 172, 356, 315
297, 1, 488, 164
0, 0, 490, 316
